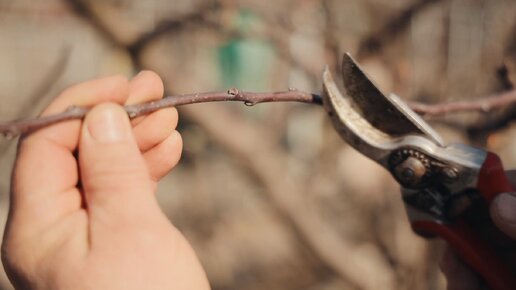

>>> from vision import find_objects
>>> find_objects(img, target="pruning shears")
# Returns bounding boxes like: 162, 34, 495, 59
322, 53, 516, 290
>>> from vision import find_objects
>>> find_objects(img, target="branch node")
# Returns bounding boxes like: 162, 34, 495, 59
227, 88, 240, 96
66, 105, 79, 112
127, 110, 138, 119
480, 103, 490, 112
2, 130, 16, 140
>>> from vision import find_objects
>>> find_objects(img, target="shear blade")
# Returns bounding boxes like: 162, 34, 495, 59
340, 53, 444, 146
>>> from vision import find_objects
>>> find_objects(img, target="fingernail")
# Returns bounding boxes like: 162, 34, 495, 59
134, 70, 146, 79
87, 104, 131, 143
494, 193, 516, 223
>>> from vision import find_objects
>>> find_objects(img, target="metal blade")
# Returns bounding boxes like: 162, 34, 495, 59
322, 66, 395, 167
341, 53, 444, 146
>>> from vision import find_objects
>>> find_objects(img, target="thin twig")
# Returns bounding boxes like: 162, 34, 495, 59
409, 88, 516, 116
4, 86, 516, 139
0, 89, 321, 138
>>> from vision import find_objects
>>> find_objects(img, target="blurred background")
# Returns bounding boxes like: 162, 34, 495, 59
0, 0, 515, 289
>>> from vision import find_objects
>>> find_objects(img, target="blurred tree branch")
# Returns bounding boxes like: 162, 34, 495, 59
357, 0, 445, 58
126, 3, 219, 58
409, 88, 516, 115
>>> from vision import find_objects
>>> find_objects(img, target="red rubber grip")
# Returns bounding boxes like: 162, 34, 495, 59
413, 221, 516, 290
413, 152, 516, 290
477, 152, 513, 202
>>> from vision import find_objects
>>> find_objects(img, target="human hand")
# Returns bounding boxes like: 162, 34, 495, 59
1, 71, 210, 290
440, 171, 516, 290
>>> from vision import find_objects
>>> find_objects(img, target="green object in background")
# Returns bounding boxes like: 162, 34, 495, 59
217, 10, 273, 91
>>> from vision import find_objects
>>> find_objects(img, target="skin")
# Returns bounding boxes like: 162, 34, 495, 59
0, 71, 515, 290
1, 71, 210, 290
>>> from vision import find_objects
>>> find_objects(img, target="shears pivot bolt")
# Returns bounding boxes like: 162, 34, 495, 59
394, 157, 427, 186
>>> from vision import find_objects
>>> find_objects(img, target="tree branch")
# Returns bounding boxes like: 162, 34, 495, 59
409, 88, 516, 115
4, 86, 516, 139
0, 89, 321, 138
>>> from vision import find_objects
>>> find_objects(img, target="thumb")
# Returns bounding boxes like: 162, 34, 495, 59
490, 192, 516, 240
79, 103, 154, 219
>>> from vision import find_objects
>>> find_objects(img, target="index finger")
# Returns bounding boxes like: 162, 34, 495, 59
12, 75, 130, 210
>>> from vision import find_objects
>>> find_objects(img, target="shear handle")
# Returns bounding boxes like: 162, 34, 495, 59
477, 152, 513, 201
414, 152, 516, 290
